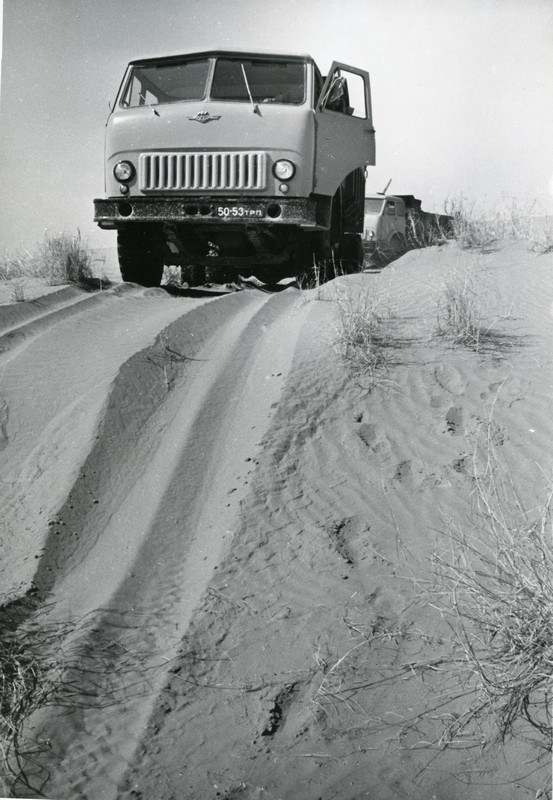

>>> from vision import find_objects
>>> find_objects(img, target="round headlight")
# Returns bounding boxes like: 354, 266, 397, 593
272, 159, 296, 181
113, 161, 135, 182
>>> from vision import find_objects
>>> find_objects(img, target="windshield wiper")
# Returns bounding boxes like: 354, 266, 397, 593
240, 64, 261, 116
139, 93, 160, 117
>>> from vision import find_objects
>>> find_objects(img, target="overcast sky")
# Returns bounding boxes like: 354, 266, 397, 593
0, 0, 552, 253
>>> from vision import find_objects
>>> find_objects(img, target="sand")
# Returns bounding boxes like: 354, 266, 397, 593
0, 240, 552, 799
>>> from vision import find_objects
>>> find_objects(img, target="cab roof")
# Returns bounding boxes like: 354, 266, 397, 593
128, 49, 316, 67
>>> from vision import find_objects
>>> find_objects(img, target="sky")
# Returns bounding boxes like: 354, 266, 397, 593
0, 0, 552, 253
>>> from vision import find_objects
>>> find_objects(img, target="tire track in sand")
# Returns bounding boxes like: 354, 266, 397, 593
32, 286, 305, 800
0, 285, 217, 594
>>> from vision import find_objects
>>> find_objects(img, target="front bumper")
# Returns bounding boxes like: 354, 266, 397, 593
94, 195, 330, 230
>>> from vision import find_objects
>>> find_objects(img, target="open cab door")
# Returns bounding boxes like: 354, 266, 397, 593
314, 61, 375, 195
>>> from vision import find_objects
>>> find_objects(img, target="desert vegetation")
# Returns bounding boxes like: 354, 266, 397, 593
427, 438, 553, 755
0, 231, 106, 299
331, 283, 396, 391
444, 197, 553, 254
0, 593, 155, 796
433, 264, 511, 351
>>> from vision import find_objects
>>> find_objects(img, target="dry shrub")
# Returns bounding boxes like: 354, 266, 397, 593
444, 196, 553, 256
38, 231, 94, 285
332, 283, 395, 390
434, 265, 514, 352
9, 279, 27, 303
429, 432, 553, 757
1, 231, 99, 287
445, 198, 505, 251
527, 216, 553, 255
0, 250, 35, 281
435, 267, 485, 348
300, 256, 338, 292
0, 593, 156, 795
0, 592, 69, 794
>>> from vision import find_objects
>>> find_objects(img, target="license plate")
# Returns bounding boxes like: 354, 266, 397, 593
216, 205, 265, 219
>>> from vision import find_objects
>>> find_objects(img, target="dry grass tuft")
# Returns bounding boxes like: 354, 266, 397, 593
0, 250, 35, 281
0, 591, 68, 794
435, 268, 486, 348
527, 216, 553, 255
332, 284, 396, 390
444, 196, 553, 256
429, 433, 553, 754
9, 279, 27, 303
434, 266, 514, 351
445, 198, 504, 252
299, 256, 338, 294
1, 231, 103, 288
0, 593, 155, 795
37, 231, 95, 285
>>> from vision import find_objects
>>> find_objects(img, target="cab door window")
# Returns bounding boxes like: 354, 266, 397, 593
320, 68, 367, 118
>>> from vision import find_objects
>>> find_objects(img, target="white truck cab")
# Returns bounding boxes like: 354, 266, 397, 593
94, 49, 375, 285
363, 193, 450, 260
363, 195, 407, 253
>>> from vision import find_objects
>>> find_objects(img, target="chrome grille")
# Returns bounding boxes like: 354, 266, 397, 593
139, 151, 267, 191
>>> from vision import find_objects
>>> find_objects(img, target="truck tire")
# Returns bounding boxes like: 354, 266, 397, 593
339, 234, 364, 273
310, 231, 337, 282
117, 228, 163, 287
292, 231, 334, 284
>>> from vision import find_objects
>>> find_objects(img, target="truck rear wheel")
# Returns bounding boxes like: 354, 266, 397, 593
117, 228, 163, 287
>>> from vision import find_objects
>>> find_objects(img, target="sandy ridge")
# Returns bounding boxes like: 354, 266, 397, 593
0, 285, 116, 337
0, 287, 219, 596
29, 287, 306, 797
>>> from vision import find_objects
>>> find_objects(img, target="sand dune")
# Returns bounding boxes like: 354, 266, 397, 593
1, 240, 552, 799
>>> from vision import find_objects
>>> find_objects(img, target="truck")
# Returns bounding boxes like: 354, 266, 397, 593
363, 193, 452, 263
94, 49, 375, 285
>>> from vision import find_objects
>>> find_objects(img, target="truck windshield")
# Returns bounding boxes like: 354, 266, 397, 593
365, 198, 384, 213
121, 56, 306, 108
211, 59, 306, 104
121, 59, 210, 107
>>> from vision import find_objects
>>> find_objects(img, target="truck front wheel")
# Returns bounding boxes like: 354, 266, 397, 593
339, 234, 365, 273
308, 231, 337, 282
117, 227, 163, 287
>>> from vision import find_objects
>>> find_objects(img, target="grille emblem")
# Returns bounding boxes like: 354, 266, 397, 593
188, 111, 221, 124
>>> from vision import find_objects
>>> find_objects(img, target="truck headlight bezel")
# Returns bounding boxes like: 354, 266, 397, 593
272, 159, 296, 181
113, 161, 135, 183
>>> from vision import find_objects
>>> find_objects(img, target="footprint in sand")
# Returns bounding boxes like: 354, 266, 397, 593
256, 683, 297, 739
326, 516, 374, 570
445, 406, 464, 436
434, 364, 466, 396
356, 423, 393, 458
393, 458, 427, 489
